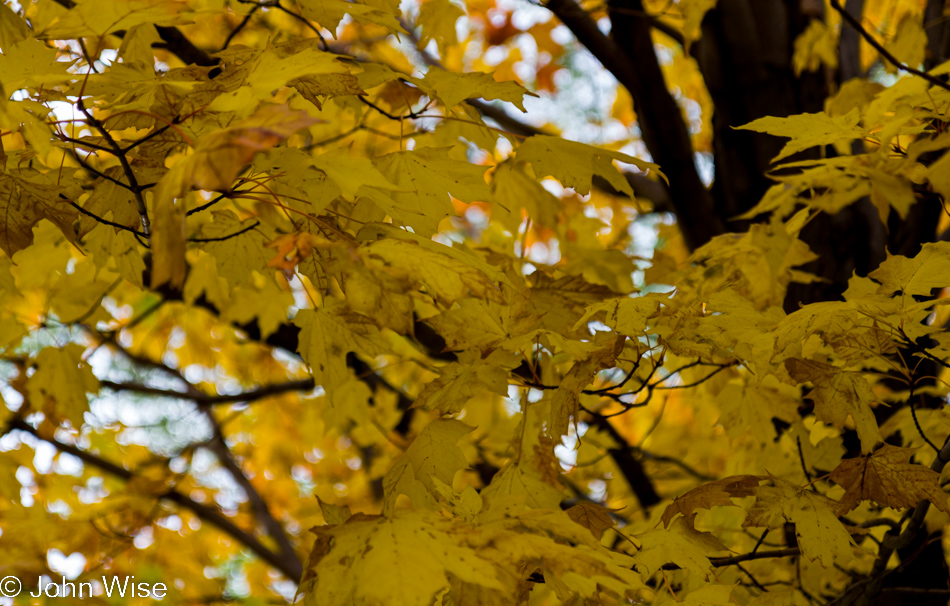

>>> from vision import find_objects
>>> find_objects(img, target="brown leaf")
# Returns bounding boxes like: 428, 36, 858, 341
661, 475, 764, 527
829, 444, 950, 515
565, 502, 616, 539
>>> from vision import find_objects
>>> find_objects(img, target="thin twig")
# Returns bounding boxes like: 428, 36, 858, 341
830, 0, 950, 93
221, 4, 260, 50
75, 98, 152, 238
66, 196, 147, 237
99, 378, 315, 405
188, 221, 260, 242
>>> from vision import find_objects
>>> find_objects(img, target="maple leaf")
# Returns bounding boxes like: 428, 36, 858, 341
27, 345, 99, 428
39, 0, 191, 38
565, 502, 616, 539
169, 105, 319, 193
0, 170, 76, 256
362, 237, 504, 306
633, 514, 730, 577
414, 350, 520, 414
550, 334, 625, 440
382, 419, 473, 515
785, 358, 883, 453
516, 135, 659, 196
294, 298, 387, 391
302, 511, 504, 606
867, 242, 950, 297
829, 444, 950, 515
197, 211, 271, 287
744, 476, 853, 568
371, 147, 494, 236
661, 475, 764, 527
415, 67, 535, 111
736, 109, 864, 162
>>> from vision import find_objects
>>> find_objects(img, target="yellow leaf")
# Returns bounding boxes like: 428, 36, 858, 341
785, 358, 882, 453
661, 475, 763, 528
197, 211, 271, 287
27, 344, 99, 428
416, 66, 534, 111
296, 0, 406, 36
792, 20, 839, 75
302, 511, 504, 606
867, 242, 950, 297
736, 109, 863, 163
516, 135, 659, 196
884, 15, 926, 75
415, 349, 520, 414
0, 38, 76, 91
565, 502, 616, 540
317, 497, 352, 525
744, 476, 853, 568
362, 238, 503, 305
550, 335, 624, 440
0, 170, 75, 256
174, 104, 319, 193
418, 0, 464, 53
382, 419, 473, 515
633, 514, 730, 577
39, 0, 190, 38
294, 298, 386, 391
370, 147, 492, 236
312, 150, 402, 201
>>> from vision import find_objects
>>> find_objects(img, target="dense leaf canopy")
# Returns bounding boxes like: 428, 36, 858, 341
0, 0, 949, 605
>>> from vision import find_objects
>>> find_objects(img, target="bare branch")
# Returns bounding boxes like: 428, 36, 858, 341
544, 0, 724, 250
7, 418, 302, 583
709, 548, 801, 567
99, 378, 316, 405
199, 409, 303, 580
830, 0, 950, 92
188, 221, 261, 242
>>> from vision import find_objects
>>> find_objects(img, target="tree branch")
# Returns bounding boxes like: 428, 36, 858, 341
7, 418, 302, 583
65, 196, 147, 237
543, 0, 724, 250
709, 547, 801, 567
75, 98, 153, 238
99, 378, 315, 405
830, 0, 950, 92
199, 409, 303, 580
188, 221, 261, 242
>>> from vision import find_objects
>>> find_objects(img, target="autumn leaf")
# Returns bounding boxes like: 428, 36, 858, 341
382, 419, 474, 515
829, 444, 950, 515
516, 135, 660, 196
0, 170, 75, 256
565, 502, 616, 539
785, 358, 883, 453
27, 344, 99, 428
633, 514, 730, 577
294, 298, 387, 391
661, 475, 763, 527
736, 110, 864, 162
550, 334, 625, 440
744, 476, 853, 567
